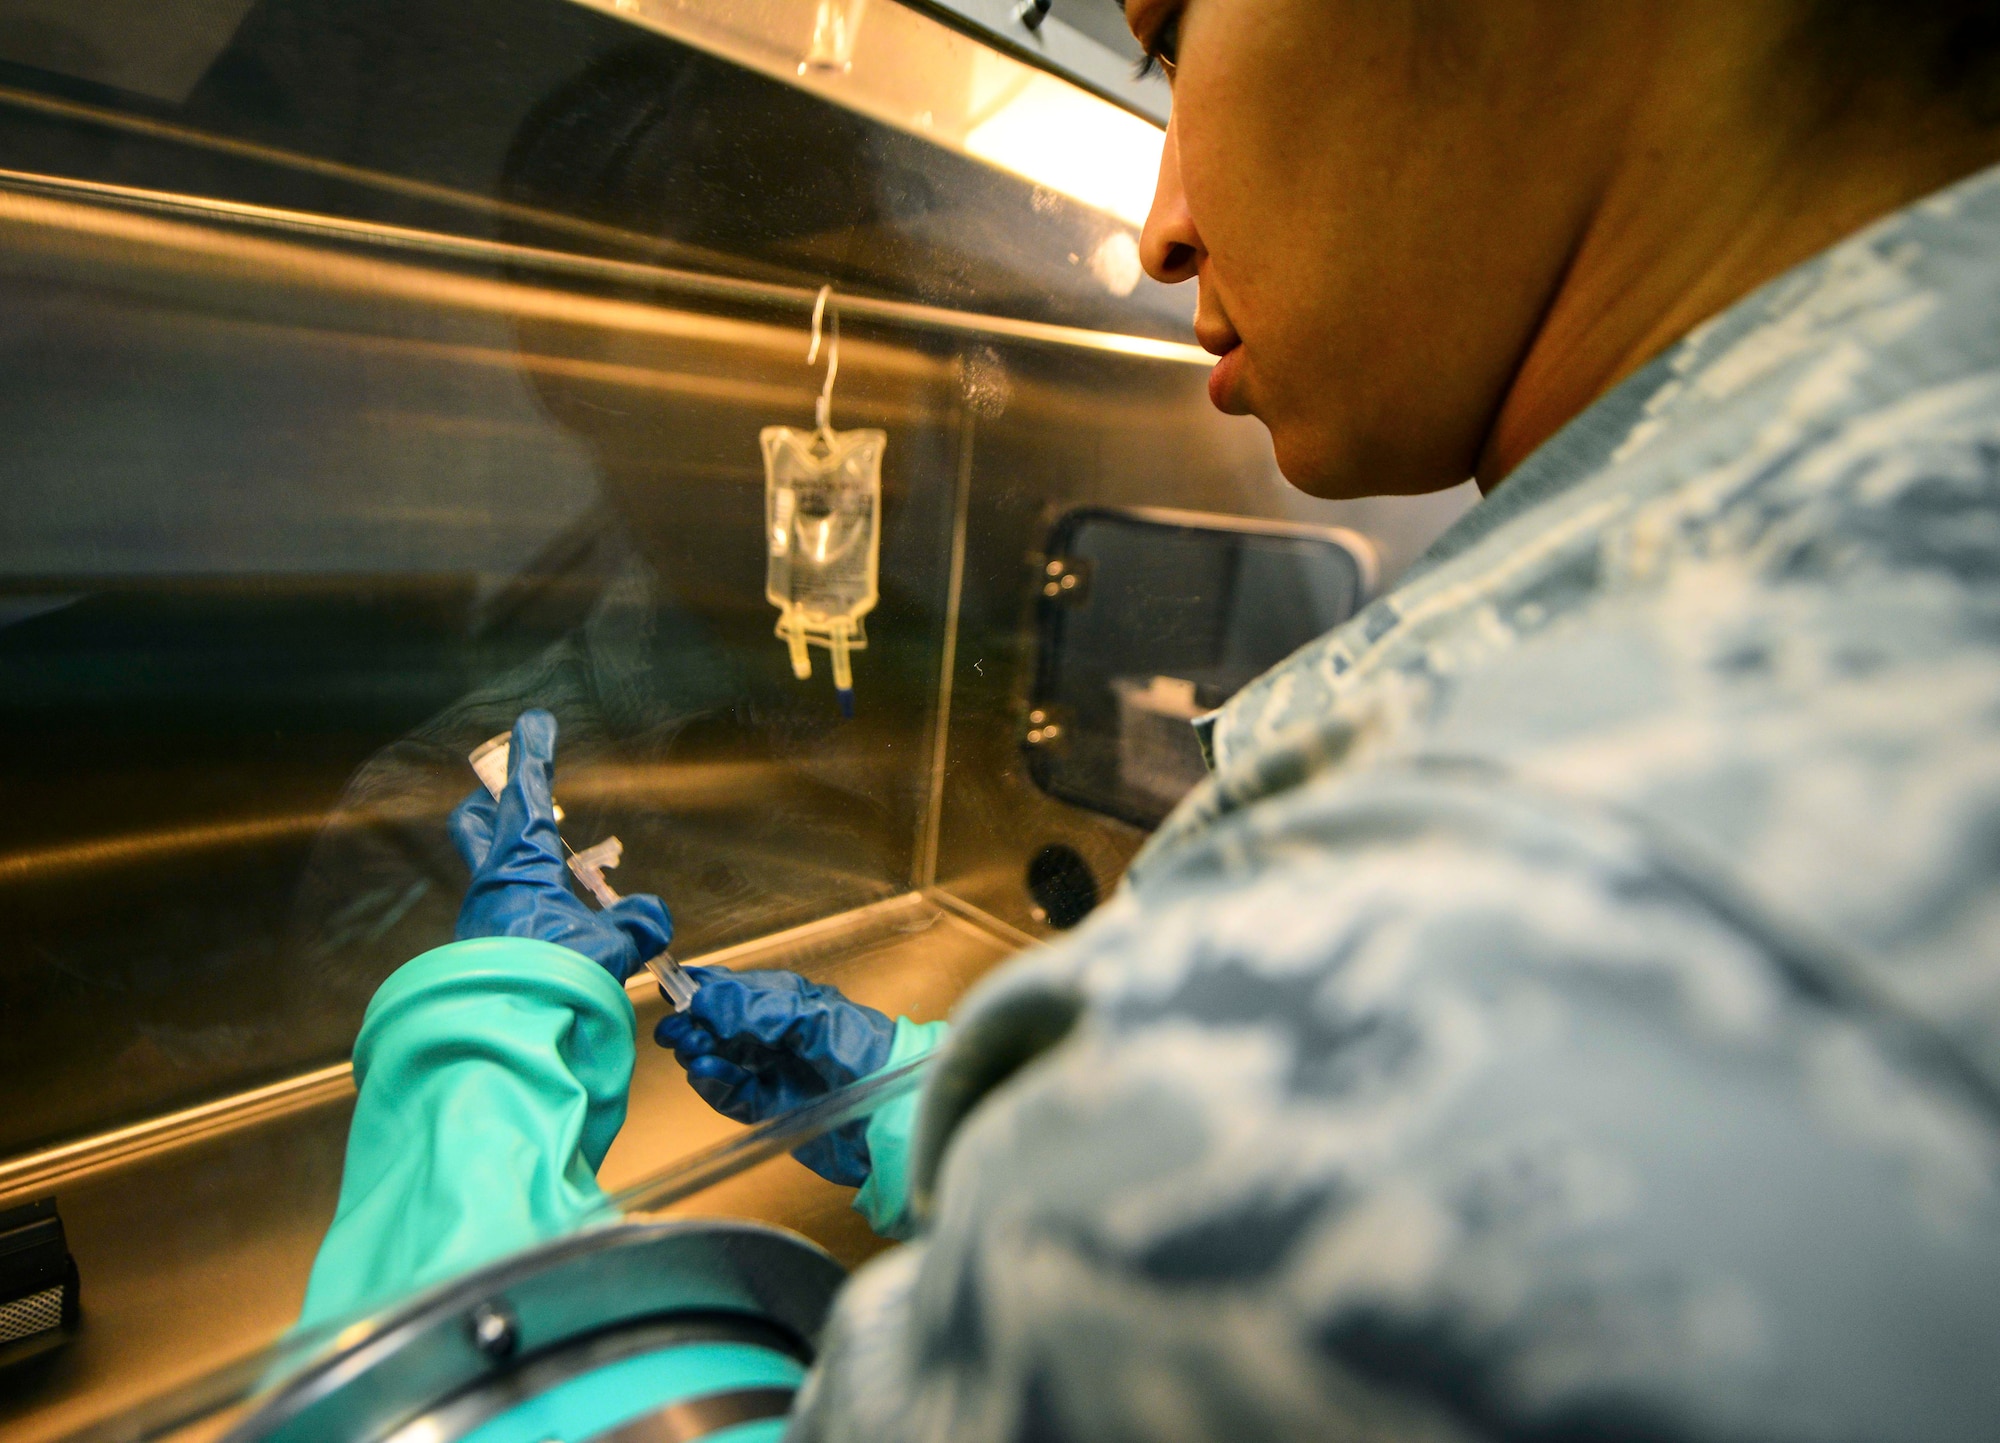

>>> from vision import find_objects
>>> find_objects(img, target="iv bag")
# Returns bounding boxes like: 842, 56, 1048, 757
763, 424, 884, 715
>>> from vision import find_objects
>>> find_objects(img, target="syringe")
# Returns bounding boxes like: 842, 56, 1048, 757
468, 732, 700, 1011
642, 952, 700, 1012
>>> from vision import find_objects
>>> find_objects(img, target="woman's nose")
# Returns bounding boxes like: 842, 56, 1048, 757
1140, 112, 1202, 285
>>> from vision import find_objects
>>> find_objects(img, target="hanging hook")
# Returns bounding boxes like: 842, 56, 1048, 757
808, 283, 840, 437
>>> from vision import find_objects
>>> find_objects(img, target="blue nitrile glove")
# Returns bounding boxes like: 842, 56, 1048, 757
448, 709, 673, 985
653, 967, 895, 1187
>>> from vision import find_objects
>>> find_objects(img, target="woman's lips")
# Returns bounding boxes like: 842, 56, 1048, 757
1207, 342, 1246, 412
1195, 299, 1247, 414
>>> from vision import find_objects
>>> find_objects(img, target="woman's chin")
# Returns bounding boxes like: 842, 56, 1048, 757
1270, 426, 1383, 501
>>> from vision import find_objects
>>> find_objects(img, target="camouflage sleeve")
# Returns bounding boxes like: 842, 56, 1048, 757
789, 771, 2000, 1443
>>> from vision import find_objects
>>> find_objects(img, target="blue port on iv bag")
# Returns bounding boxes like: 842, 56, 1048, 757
765, 286, 883, 718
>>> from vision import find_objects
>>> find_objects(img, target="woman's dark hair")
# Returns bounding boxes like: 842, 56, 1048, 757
1804, 1, 2000, 123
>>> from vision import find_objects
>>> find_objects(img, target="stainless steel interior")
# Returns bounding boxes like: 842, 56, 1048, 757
0, 1, 1471, 1437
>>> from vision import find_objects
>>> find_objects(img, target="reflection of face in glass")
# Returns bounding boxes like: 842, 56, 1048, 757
498, 44, 886, 276
282, 48, 923, 1008
495, 42, 898, 658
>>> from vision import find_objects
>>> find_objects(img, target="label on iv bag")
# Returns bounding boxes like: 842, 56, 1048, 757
763, 427, 883, 621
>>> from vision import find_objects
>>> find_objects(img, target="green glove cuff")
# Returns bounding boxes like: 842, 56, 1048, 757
299, 937, 636, 1327
850, 1017, 950, 1240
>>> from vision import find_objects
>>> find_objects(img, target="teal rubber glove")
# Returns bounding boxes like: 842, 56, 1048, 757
298, 937, 635, 1327
449, 709, 673, 984
851, 1017, 949, 1240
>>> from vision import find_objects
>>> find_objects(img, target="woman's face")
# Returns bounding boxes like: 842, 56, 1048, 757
1129, 1, 1642, 498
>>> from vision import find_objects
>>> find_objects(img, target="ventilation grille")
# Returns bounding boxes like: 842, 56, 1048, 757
0, 1284, 65, 1345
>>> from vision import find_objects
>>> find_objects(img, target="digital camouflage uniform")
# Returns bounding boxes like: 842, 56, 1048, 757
793, 166, 2000, 1441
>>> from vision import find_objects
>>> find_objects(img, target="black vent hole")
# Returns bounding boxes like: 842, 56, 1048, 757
1026, 844, 1098, 929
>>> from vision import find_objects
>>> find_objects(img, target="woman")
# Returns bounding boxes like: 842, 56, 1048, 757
794, 4, 2000, 1437
312, 4, 2000, 1439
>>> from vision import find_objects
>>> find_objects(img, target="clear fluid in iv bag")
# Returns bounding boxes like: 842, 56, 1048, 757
763, 425, 884, 716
